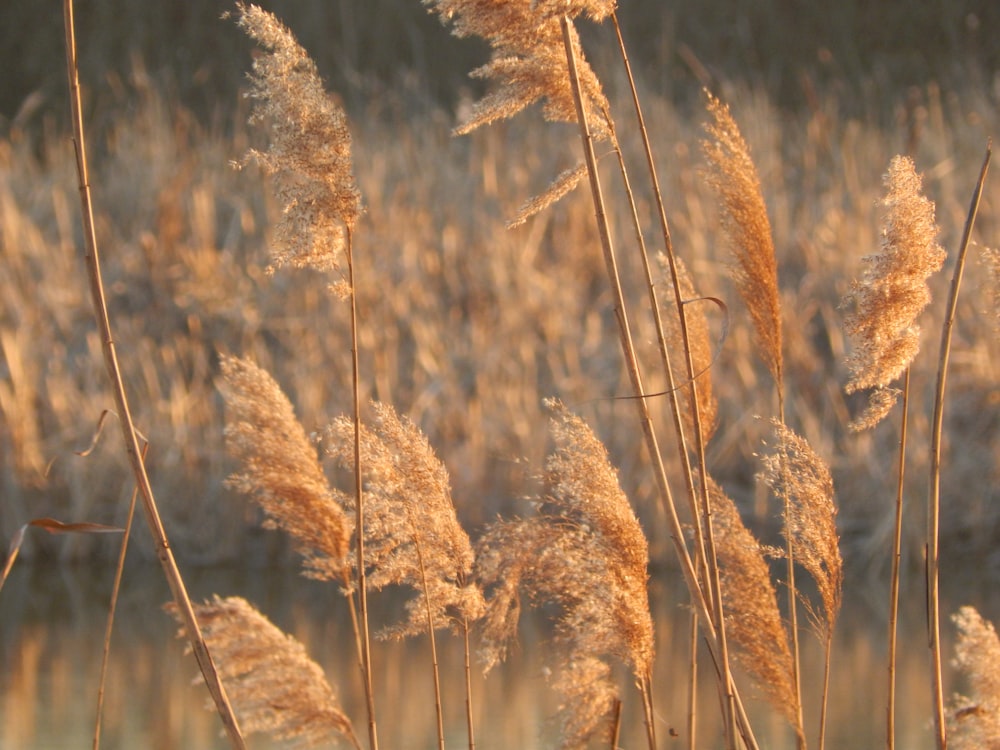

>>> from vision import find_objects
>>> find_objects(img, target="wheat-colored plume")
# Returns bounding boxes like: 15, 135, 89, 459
425, 0, 614, 222
233, 3, 361, 278
476, 401, 653, 748
658, 252, 719, 442
220, 355, 351, 582
948, 606, 1000, 750
759, 421, 843, 632
842, 155, 945, 430
701, 91, 783, 391
168, 596, 361, 750
325, 402, 484, 637
707, 475, 800, 733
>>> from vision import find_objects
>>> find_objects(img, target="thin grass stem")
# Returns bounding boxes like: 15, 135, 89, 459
92, 442, 144, 750
887, 368, 911, 750
346, 229, 379, 750
63, 3, 244, 746
927, 140, 991, 750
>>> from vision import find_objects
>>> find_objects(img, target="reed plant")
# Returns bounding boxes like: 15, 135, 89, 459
1, 1, 999, 749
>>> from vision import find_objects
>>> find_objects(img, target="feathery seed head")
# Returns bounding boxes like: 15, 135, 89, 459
235, 3, 361, 274
708, 476, 801, 732
759, 421, 843, 632
701, 91, 783, 390
842, 155, 945, 428
169, 596, 358, 749
949, 606, 1000, 750
475, 402, 652, 747
219, 356, 352, 582
325, 402, 483, 638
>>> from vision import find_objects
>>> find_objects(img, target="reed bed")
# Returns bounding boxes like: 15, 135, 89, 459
1, 2, 999, 749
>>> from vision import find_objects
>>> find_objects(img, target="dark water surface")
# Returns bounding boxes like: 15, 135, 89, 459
3, 562, 997, 749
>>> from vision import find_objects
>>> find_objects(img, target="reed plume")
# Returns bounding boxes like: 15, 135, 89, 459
948, 606, 1000, 750
842, 155, 945, 430
325, 402, 484, 637
425, 0, 614, 223
759, 422, 842, 633
701, 91, 783, 394
707, 476, 801, 737
219, 355, 351, 583
983, 246, 1000, 331
476, 401, 654, 749
326, 402, 483, 750
169, 596, 361, 750
760, 421, 843, 749
233, 2, 361, 282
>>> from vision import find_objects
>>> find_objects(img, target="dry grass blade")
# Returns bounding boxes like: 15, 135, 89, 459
325, 402, 484, 638
169, 596, 362, 750
948, 606, 1000, 750
707, 476, 801, 737
701, 91, 783, 393
842, 155, 945, 430
219, 355, 352, 582
232, 2, 361, 280
475, 402, 653, 749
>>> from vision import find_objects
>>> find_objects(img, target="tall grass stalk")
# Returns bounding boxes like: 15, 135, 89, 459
558, 16, 749, 749
927, 141, 992, 750
62, 2, 246, 746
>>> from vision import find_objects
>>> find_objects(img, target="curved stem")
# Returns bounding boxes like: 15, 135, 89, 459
927, 141, 991, 750
63, 2, 244, 746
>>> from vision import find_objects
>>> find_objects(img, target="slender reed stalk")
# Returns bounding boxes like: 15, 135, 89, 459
63, 2, 245, 746
928, 142, 992, 750
92, 443, 143, 750
886, 370, 910, 750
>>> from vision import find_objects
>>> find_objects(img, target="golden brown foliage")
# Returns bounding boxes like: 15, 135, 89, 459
701, 91, 783, 391
233, 3, 361, 276
475, 401, 653, 749
708, 476, 800, 732
219, 355, 352, 582
169, 595, 360, 750
842, 155, 945, 429
325, 402, 483, 638
759, 422, 843, 633
949, 606, 1000, 750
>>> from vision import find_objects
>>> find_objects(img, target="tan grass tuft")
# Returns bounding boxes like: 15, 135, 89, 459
707, 476, 800, 732
842, 155, 945, 427
759, 421, 843, 632
701, 91, 783, 390
219, 355, 352, 582
325, 402, 484, 638
475, 401, 653, 748
233, 3, 361, 275
948, 606, 1000, 750
169, 595, 360, 749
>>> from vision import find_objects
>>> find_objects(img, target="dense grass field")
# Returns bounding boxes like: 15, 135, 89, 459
1, 2, 998, 749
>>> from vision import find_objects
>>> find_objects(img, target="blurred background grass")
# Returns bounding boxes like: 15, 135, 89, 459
0, 1, 997, 569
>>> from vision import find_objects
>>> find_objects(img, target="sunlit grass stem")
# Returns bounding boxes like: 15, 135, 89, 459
63, 2, 245, 746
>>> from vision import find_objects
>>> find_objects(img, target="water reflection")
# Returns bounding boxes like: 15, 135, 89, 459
0, 562, 993, 748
